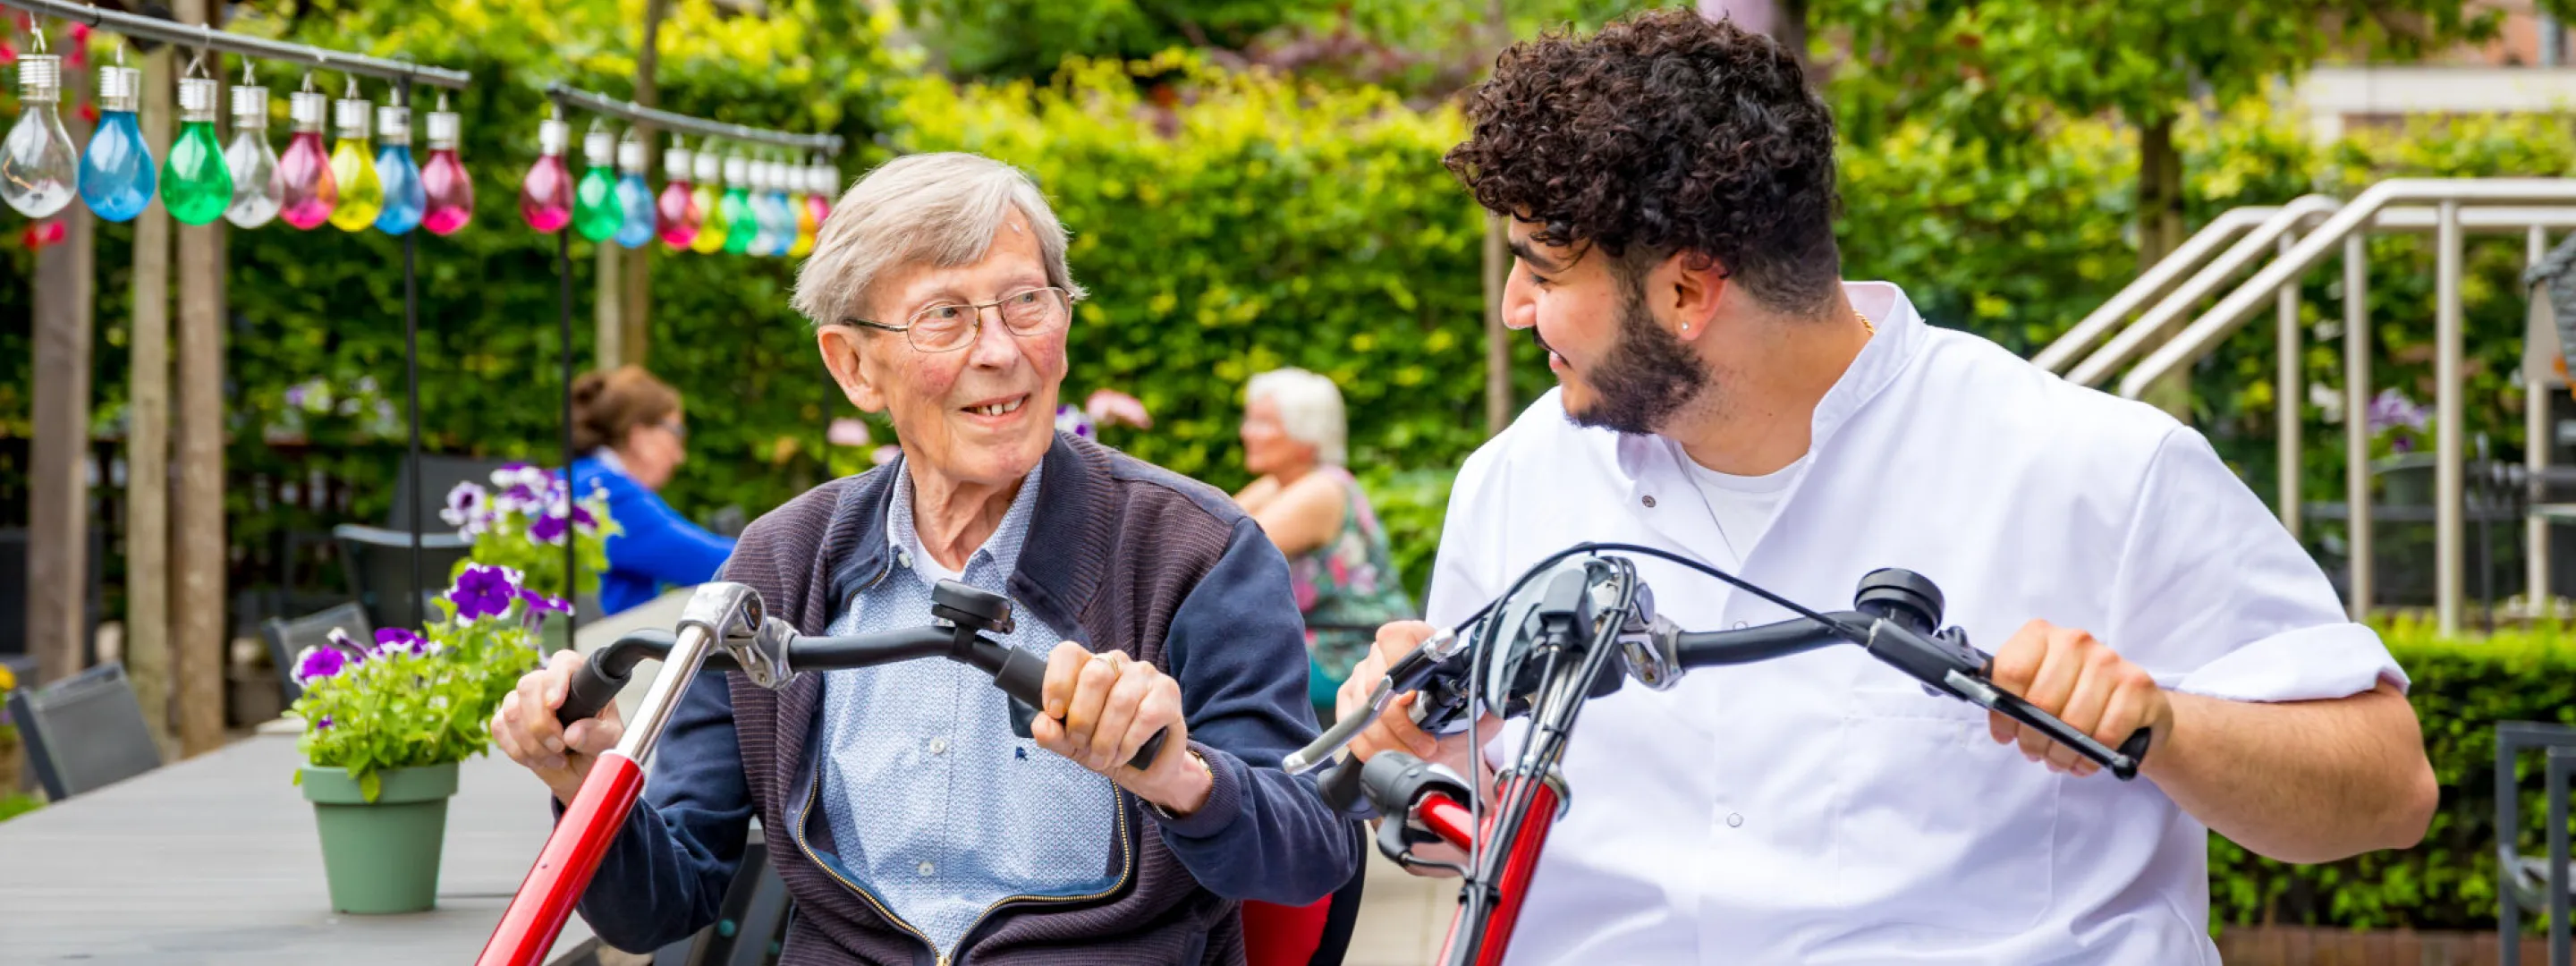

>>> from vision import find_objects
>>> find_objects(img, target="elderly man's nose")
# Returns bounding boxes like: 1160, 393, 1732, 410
965, 309, 1020, 366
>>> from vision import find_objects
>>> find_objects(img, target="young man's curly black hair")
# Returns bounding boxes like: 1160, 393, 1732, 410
1444, 10, 1843, 318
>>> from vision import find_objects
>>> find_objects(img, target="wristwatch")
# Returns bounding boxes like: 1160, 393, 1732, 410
1146, 748, 1215, 820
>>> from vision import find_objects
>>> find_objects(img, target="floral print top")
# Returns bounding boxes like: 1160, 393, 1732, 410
1289, 467, 1417, 703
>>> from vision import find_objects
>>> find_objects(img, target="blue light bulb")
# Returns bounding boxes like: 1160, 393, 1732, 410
78, 65, 156, 223
611, 134, 655, 250
372, 104, 426, 235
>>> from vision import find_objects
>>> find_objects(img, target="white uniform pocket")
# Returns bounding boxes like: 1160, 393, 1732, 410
1832, 683, 2058, 935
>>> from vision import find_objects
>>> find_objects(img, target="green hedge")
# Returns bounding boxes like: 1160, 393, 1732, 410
2210, 619, 2576, 932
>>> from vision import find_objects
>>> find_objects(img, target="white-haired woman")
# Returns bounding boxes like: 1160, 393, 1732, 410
1233, 368, 1416, 720
495, 152, 1352, 964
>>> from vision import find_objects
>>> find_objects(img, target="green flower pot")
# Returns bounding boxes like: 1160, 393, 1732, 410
300, 761, 458, 914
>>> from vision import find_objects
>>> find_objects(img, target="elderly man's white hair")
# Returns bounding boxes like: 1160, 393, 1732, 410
1247, 368, 1348, 467
789, 152, 1088, 326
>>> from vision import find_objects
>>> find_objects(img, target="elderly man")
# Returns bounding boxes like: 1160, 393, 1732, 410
493, 152, 1353, 964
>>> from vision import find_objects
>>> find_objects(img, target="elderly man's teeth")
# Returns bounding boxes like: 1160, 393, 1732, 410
970, 398, 1024, 417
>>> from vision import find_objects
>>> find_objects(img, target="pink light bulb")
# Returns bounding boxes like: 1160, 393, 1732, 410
518, 114, 572, 233
419, 101, 473, 235
656, 140, 699, 250
276, 89, 338, 231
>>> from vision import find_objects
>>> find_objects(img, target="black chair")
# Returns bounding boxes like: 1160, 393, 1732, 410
259, 602, 375, 707
652, 826, 791, 966
334, 523, 471, 631
386, 453, 516, 531
6, 662, 163, 801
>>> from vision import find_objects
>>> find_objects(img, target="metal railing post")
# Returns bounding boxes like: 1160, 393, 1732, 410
2436, 200, 2465, 636
2277, 231, 2303, 538
2529, 225, 2555, 618
2344, 234, 2373, 621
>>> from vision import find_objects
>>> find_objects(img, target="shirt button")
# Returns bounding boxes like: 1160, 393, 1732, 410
1641, 495, 1657, 508
897, 550, 914, 569
1732, 622, 1749, 631
917, 860, 936, 877
927, 737, 949, 755
1726, 813, 1744, 828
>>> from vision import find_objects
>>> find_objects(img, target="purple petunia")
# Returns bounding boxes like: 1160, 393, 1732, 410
447, 564, 527, 622
292, 646, 353, 685
519, 588, 573, 615
372, 627, 432, 656
529, 512, 569, 544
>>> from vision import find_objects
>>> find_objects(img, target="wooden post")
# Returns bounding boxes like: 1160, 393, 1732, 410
28, 55, 97, 688
621, 0, 671, 368
125, 42, 176, 753
172, 0, 228, 756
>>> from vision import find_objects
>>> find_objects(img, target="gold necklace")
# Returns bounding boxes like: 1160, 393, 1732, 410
1857, 306, 1877, 336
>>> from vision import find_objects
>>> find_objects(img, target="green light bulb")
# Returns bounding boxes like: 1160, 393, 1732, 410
571, 125, 622, 242
717, 155, 756, 255
161, 80, 232, 226
326, 96, 382, 231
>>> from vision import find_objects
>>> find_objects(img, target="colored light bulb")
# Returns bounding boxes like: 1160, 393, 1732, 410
372, 103, 425, 235
79, 64, 156, 223
719, 155, 756, 255
419, 98, 472, 235
518, 113, 571, 233
742, 159, 777, 257
222, 81, 283, 228
761, 162, 793, 257
277, 88, 338, 230
326, 94, 382, 232
773, 180, 801, 256
687, 148, 726, 255
611, 132, 654, 249
788, 186, 817, 258
2, 55, 80, 218
571, 124, 621, 242
809, 157, 836, 225
160, 78, 233, 226
654, 140, 698, 250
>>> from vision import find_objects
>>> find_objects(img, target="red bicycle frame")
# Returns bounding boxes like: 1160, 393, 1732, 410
1417, 775, 1561, 966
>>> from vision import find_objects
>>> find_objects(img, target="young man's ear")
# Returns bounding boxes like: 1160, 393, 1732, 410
817, 326, 889, 413
1668, 250, 1727, 339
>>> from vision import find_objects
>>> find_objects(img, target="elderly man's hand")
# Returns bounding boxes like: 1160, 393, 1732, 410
1030, 642, 1209, 817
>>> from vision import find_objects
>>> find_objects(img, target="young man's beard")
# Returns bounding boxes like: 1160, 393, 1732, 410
1558, 284, 1708, 436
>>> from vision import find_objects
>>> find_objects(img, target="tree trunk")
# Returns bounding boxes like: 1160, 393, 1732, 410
171, 0, 227, 756
1699, 0, 1809, 70
622, 0, 672, 369
29, 55, 97, 689
128, 44, 177, 755
2136, 115, 2193, 419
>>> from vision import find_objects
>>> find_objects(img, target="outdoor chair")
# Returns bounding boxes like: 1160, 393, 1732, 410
2496, 721, 2576, 965
386, 453, 517, 531
6, 662, 163, 801
334, 523, 470, 631
259, 602, 375, 707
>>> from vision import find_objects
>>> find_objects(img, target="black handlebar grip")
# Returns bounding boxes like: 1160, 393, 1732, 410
991, 647, 1168, 771
555, 657, 631, 727
2113, 727, 2153, 781
1317, 758, 1372, 817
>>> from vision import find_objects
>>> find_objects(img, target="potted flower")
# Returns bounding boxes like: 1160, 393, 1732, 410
441, 462, 617, 653
288, 564, 564, 914
0, 663, 21, 795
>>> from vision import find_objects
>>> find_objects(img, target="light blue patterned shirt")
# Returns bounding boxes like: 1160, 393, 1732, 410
816, 462, 1121, 958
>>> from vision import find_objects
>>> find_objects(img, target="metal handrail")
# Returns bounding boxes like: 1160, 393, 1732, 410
2030, 206, 2281, 374
2065, 196, 2343, 387
2120, 179, 2576, 397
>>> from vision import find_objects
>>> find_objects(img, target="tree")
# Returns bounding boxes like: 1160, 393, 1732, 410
1817, 1, 2496, 270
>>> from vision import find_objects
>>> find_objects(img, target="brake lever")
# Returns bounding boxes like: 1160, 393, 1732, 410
1859, 619, 2150, 781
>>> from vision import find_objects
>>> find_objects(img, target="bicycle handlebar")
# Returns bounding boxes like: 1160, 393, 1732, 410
550, 581, 1164, 771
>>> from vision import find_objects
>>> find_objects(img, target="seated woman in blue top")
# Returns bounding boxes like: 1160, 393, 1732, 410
568, 365, 735, 616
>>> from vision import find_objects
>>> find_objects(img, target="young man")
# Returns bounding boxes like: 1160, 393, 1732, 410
1339, 12, 2435, 962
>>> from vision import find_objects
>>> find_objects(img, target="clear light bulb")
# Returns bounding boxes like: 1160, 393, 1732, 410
222, 80, 283, 228
518, 111, 571, 233
687, 148, 725, 254
161, 77, 233, 226
371, 101, 424, 235
767, 162, 797, 257
611, 131, 654, 249
419, 97, 472, 235
277, 87, 338, 230
719, 154, 756, 255
571, 123, 621, 242
655, 139, 698, 250
79, 62, 156, 223
2, 54, 80, 218
326, 91, 383, 232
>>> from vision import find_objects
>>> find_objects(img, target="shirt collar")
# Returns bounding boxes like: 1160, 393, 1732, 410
887, 457, 1047, 579
590, 447, 629, 478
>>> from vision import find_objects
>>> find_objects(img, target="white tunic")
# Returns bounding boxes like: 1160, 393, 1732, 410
1427, 282, 2403, 964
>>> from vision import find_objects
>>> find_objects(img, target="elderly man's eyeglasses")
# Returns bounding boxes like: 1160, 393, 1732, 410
839, 286, 1075, 353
